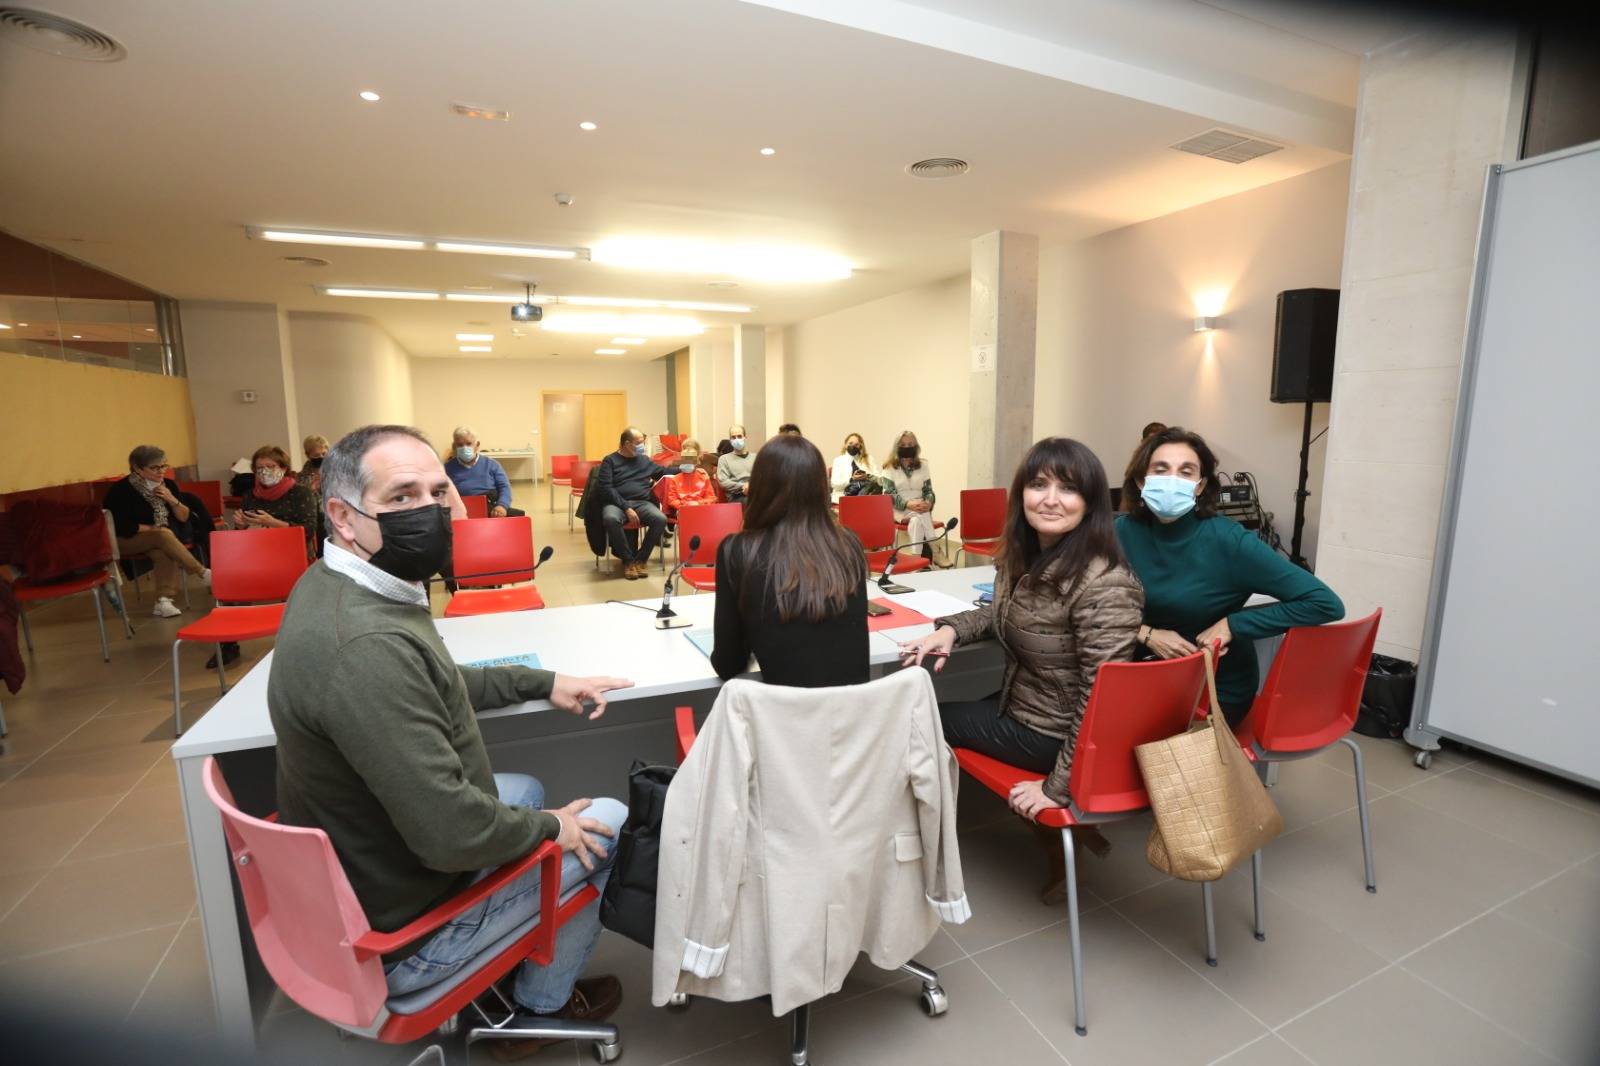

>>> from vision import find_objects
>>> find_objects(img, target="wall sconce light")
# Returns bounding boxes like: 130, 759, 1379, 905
1193, 316, 1219, 332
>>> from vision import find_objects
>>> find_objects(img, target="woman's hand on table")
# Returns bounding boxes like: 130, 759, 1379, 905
550, 674, 635, 719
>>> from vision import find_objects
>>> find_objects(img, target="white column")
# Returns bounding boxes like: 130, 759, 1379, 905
733, 324, 767, 441
179, 301, 299, 480
968, 231, 1039, 488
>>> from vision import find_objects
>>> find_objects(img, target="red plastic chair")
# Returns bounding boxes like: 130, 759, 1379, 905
838, 495, 931, 576
1235, 610, 1383, 893
548, 454, 579, 513
200, 757, 620, 1060
955, 488, 1006, 564
460, 494, 490, 519
660, 433, 686, 452
954, 650, 1262, 1036
674, 503, 744, 591
178, 480, 226, 529
170, 527, 308, 736
567, 460, 595, 531
14, 511, 134, 664
445, 516, 545, 618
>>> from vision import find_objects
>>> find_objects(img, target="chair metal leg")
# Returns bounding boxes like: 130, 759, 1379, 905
0, 698, 8, 738
405, 1045, 445, 1066
1340, 736, 1377, 892
172, 641, 185, 737
789, 1002, 810, 1066
1201, 881, 1218, 966
18, 610, 32, 654
1060, 827, 1088, 1035
92, 587, 110, 663
216, 644, 229, 696
112, 580, 135, 638
1251, 851, 1266, 941
181, 569, 191, 608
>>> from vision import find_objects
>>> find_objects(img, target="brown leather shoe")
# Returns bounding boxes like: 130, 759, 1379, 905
487, 975, 624, 1061
622, 561, 644, 580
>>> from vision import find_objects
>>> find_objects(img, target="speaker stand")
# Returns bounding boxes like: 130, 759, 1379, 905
1289, 399, 1317, 570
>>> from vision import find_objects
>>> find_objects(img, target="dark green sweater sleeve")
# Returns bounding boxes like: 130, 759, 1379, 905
322, 633, 558, 872
1224, 530, 1345, 642
458, 665, 556, 712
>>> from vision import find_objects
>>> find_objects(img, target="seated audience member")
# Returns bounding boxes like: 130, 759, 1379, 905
901, 437, 1143, 902
596, 427, 675, 580
661, 438, 719, 513
444, 425, 522, 517
715, 424, 754, 502
299, 433, 330, 494
103, 445, 212, 618
206, 444, 319, 670
777, 423, 802, 435
712, 433, 868, 687
1116, 426, 1343, 727
830, 432, 878, 501
884, 429, 938, 554
268, 424, 632, 1057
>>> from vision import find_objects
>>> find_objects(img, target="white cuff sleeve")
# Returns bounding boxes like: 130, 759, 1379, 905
927, 894, 972, 924
681, 938, 730, 978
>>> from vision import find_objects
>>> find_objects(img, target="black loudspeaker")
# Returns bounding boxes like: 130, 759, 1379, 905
1271, 288, 1339, 403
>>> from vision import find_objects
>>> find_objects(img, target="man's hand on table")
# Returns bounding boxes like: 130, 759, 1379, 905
550, 674, 635, 719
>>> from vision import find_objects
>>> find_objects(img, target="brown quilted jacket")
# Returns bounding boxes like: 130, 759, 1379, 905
937, 557, 1144, 803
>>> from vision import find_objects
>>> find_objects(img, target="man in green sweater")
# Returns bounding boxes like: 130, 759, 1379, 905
268, 424, 633, 1059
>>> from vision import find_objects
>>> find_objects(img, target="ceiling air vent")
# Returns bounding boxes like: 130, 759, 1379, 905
0, 7, 125, 61
906, 157, 970, 179
1171, 129, 1284, 164
281, 255, 329, 267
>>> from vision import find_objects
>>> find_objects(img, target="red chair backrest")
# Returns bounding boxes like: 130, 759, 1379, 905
660, 433, 686, 452
201, 758, 386, 1028
550, 454, 578, 480
676, 503, 744, 565
1067, 651, 1209, 815
178, 480, 224, 518
452, 516, 535, 587
209, 527, 309, 603
959, 487, 1006, 543
460, 494, 490, 519
1246, 610, 1383, 753
838, 494, 896, 551
569, 461, 595, 493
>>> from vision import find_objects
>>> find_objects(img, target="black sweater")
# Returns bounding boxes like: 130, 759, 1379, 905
711, 533, 869, 688
104, 477, 185, 540
593, 451, 672, 512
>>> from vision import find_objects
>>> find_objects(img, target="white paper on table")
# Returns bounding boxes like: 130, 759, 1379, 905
882, 589, 982, 621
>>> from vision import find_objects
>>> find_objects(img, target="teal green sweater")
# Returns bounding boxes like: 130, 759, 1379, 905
1115, 513, 1344, 706
267, 562, 561, 945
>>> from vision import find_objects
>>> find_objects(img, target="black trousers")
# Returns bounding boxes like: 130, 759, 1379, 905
940, 695, 1062, 775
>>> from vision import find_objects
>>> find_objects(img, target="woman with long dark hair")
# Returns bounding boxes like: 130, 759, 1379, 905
710, 434, 869, 687
900, 437, 1144, 900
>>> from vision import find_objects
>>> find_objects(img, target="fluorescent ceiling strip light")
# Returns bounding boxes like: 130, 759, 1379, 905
456, 333, 495, 341
595, 348, 626, 355
444, 292, 552, 303
540, 313, 703, 337
253, 227, 427, 250
320, 286, 441, 300
433, 240, 583, 259
459, 345, 492, 352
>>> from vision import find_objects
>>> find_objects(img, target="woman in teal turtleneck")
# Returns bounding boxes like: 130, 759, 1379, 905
1115, 427, 1344, 726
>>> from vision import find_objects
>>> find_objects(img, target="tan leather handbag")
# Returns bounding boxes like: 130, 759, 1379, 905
1136, 647, 1283, 881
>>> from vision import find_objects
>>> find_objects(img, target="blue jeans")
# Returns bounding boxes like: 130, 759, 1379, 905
384, 774, 627, 1012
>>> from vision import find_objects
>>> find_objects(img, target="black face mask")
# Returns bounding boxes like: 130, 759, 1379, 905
898, 446, 918, 460
351, 503, 452, 582
306, 457, 324, 470
846, 444, 861, 456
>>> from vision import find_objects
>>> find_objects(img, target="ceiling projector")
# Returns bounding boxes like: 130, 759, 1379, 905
511, 281, 542, 322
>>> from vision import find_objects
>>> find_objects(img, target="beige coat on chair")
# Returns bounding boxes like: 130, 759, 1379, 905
652, 668, 971, 1016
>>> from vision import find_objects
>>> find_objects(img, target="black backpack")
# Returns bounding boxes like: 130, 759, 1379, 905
599, 761, 677, 949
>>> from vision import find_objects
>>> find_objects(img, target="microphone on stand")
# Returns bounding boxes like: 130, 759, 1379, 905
655, 534, 702, 629
878, 518, 958, 593
431, 545, 554, 588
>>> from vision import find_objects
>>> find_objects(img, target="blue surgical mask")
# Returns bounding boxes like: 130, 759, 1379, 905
454, 445, 476, 463
679, 462, 696, 474
1141, 475, 1198, 520
730, 437, 746, 451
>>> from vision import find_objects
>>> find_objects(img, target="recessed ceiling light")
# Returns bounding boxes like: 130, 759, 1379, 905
144, 327, 155, 332
579, 121, 597, 131
0, 323, 10, 329
17, 321, 28, 326
71, 334, 82, 339
611, 337, 646, 345
595, 348, 626, 355
359, 90, 381, 102
759, 147, 776, 156
456, 333, 495, 342
459, 345, 492, 353
591, 238, 850, 283
541, 313, 703, 337
434, 240, 581, 260
452, 102, 511, 121
320, 286, 441, 300
251, 227, 426, 250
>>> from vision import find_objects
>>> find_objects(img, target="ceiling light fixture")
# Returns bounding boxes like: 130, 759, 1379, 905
595, 348, 626, 355
0, 323, 9, 329
611, 337, 645, 345
319, 286, 441, 300
579, 121, 597, 131
760, 147, 776, 156
591, 237, 851, 283
433, 239, 582, 260
452, 102, 511, 121
444, 291, 550, 303
359, 90, 381, 102
459, 345, 492, 352
71, 334, 82, 339
251, 227, 426, 250
540, 313, 703, 337
456, 333, 494, 342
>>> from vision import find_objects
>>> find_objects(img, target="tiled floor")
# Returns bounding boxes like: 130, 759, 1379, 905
2, 481, 1597, 1064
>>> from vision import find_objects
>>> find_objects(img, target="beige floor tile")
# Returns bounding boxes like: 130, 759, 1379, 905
0, 743, 168, 809
0, 794, 121, 872
0, 842, 195, 960
1267, 755, 1390, 834
127, 918, 214, 1032
1397, 766, 1600, 864
47, 707, 176, 760
1463, 755, 1600, 819
1403, 911, 1600, 1064
0, 704, 107, 767
0, 868, 47, 919
943, 816, 1098, 956
971, 906, 1267, 1064
1312, 733, 1470, 793
1212, 1033, 1316, 1065
0, 922, 181, 1020
1278, 965, 1559, 1066
66, 778, 189, 862
1498, 855, 1600, 956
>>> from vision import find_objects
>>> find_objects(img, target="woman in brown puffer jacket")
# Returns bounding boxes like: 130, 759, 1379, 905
900, 437, 1144, 902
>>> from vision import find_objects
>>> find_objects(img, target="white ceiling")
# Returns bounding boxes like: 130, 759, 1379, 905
0, 0, 1371, 362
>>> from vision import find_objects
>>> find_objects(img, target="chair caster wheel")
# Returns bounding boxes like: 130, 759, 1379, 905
1367, 885, 1378, 894
1413, 750, 1433, 770
1253, 932, 1266, 942
1074, 1025, 1088, 1036
1206, 957, 1218, 968
667, 992, 690, 1011
592, 1037, 622, 1063
919, 985, 949, 1016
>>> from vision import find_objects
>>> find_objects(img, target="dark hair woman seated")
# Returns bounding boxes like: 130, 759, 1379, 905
710, 433, 869, 688
899, 437, 1144, 902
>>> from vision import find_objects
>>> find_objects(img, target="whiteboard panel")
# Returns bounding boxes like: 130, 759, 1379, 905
1420, 144, 1600, 786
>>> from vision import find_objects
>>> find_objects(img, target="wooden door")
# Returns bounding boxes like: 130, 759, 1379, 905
581, 391, 628, 460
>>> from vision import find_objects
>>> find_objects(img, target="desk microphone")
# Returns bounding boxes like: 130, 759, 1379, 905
878, 517, 958, 593
655, 534, 702, 629
433, 545, 553, 587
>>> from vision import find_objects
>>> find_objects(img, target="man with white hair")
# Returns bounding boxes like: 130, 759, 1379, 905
269, 424, 632, 1055
444, 425, 520, 516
